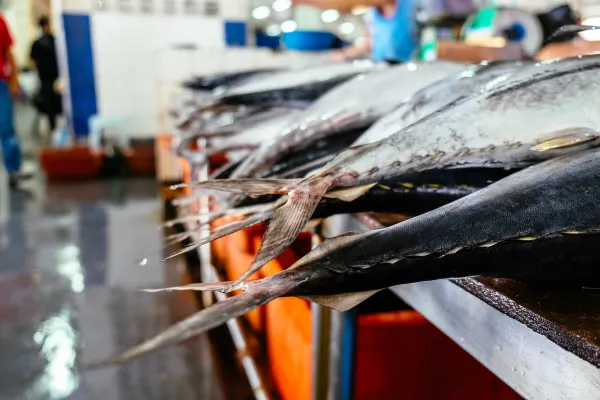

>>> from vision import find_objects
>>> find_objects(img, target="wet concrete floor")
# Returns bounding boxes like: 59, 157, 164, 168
0, 97, 224, 399
0, 178, 225, 400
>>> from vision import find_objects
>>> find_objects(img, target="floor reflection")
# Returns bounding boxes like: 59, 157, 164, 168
0, 177, 223, 400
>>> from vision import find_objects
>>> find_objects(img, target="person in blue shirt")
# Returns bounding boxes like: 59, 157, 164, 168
292, 0, 419, 63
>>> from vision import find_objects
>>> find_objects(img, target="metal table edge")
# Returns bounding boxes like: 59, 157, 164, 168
344, 213, 600, 399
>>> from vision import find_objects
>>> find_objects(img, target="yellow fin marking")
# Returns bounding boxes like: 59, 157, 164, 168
531, 129, 598, 152
516, 236, 536, 241
440, 247, 463, 258
407, 252, 431, 257
324, 183, 377, 202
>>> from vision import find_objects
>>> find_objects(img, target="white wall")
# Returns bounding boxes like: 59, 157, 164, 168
4, 0, 36, 67
90, 12, 225, 137
89, 4, 323, 138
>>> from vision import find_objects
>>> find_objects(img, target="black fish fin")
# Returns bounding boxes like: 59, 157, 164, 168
171, 178, 301, 196
85, 278, 293, 369
301, 290, 381, 312
163, 211, 273, 261
227, 178, 333, 289
291, 231, 372, 271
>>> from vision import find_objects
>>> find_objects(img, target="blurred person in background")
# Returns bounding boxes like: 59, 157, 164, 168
30, 15, 61, 132
0, 9, 23, 188
292, 0, 418, 63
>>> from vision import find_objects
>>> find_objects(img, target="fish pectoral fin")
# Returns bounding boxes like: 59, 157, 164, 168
324, 183, 377, 202
530, 128, 600, 152
290, 231, 370, 270
301, 290, 382, 312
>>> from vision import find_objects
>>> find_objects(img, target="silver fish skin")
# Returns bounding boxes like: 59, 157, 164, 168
219, 60, 380, 98
183, 109, 304, 166
215, 109, 303, 152
353, 60, 531, 146
320, 54, 600, 187
90, 148, 600, 367
228, 61, 466, 180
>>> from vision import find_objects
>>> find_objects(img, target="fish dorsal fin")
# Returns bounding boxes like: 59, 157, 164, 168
290, 231, 370, 270
530, 128, 599, 152
324, 183, 377, 202
301, 290, 381, 312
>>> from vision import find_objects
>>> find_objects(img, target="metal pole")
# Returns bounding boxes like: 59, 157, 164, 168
195, 136, 213, 308
311, 233, 332, 400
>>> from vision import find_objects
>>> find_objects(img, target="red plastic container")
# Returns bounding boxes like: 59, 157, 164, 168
39, 146, 102, 181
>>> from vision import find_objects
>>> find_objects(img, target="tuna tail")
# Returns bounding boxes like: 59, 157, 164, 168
164, 210, 274, 261
163, 202, 275, 228
171, 178, 302, 196
164, 199, 286, 230
85, 277, 295, 369
170, 176, 333, 289
227, 178, 333, 290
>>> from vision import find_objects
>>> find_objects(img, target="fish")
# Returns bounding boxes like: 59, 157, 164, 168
182, 68, 282, 92
175, 108, 302, 166
90, 147, 600, 367
175, 61, 381, 135
183, 53, 600, 290
224, 61, 466, 183
174, 104, 262, 133
213, 60, 381, 108
353, 60, 531, 146
170, 167, 517, 248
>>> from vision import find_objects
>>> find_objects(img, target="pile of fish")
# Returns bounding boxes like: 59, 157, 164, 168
91, 44, 600, 367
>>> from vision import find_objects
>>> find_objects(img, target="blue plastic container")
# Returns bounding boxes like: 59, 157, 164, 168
282, 30, 337, 51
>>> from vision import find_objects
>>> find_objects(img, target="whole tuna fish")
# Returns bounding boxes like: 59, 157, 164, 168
223, 61, 466, 182
175, 107, 301, 165
185, 54, 600, 290
182, 68, 282, 92
175, 62, 380, 132
353, 60, 530, 146
92, 147, 600, 367
167, 167, 516, 234
214, 60, 381, 108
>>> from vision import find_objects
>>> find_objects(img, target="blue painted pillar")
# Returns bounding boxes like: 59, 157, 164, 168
61, 13, 98, 138
222, 0, 250, 47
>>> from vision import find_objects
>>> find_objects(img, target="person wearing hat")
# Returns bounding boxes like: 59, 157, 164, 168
292, 0, 419, 63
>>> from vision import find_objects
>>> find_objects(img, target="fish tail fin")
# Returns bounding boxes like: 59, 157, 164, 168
163, 210, 274, 261
228, 178, 333, 289
170, 178, 302, 196
165, 200, 281, 229
85, 277, 295, 369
